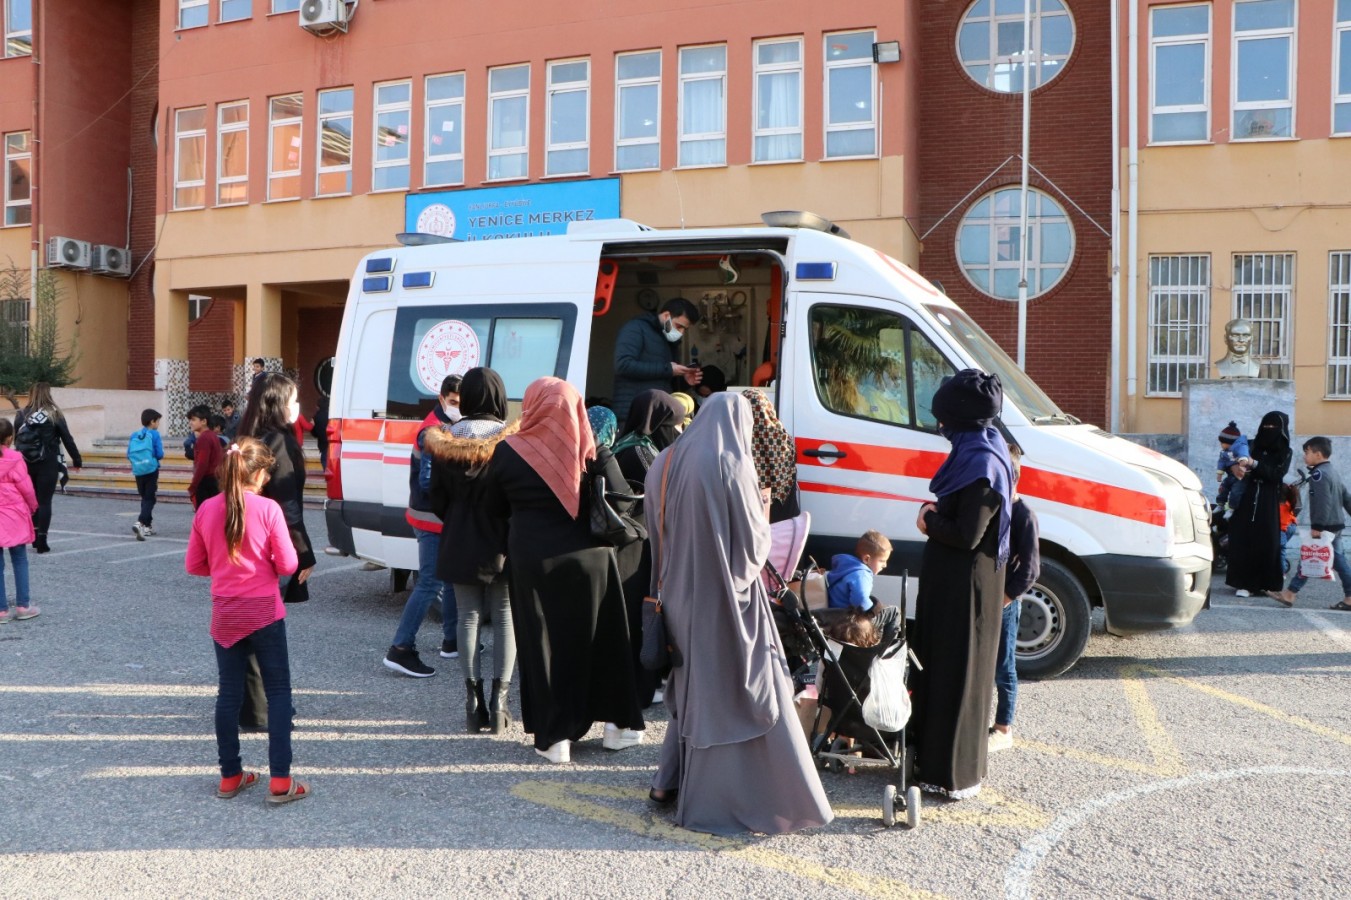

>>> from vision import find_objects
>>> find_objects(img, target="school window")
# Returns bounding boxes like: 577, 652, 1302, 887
178, 0, 208, 29
188, 294, 211, 323
1327, 252, 1351, 396
3, 132, 31, 226
425, 73, 465, 186
753, 37, 803, 163
1232, 252, 1294, 378
271, 0, 299, 11
824, 31, 878, 159
488, 64, 529, 181
373, 81, 411, 192
678, 45, 726, 167
546, 59, 590, 177
809, 305, 955, 431
956, 0, 1074, 93
615, 50, 660, 171
220, 0, 250, 23
1146, 255, 1211, 397
5, 0, 31, 56
1232, 0, 1295, 139
1150, 4, 1211, 143
1, 297, 29, 355
268, 94, 303, 201
315, 88, 352, 197
173, 107, 207, 210
1336, 0, 1351, 134
216, 101, 249, 206
956, 187, 1073, 300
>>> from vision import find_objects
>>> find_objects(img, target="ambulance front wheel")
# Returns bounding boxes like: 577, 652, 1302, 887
1015, 558, 1092, 680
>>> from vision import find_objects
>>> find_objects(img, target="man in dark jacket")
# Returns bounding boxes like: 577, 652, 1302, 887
384, 374, 462, 678
611, 297, 702, 421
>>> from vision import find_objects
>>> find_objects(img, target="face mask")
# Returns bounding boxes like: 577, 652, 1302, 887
443, 402, 462, 423
662, 317, 683, 344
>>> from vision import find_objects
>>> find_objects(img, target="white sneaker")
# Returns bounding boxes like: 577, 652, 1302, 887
988, 729, 1014, 753
1235, 589, 1251, 598
535, 740, 570, 763
132, 522, 146, 541
602, 723, 644, 751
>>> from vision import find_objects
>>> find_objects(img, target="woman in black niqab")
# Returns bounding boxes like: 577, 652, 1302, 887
1226, 410, 1291, 594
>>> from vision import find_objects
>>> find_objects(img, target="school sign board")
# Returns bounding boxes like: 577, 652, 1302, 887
404, 178, 621, 242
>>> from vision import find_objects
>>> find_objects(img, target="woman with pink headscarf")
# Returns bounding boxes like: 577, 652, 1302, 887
482, 377, 645, 763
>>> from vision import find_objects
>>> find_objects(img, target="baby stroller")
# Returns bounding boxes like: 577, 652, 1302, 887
766, 561, 922, 829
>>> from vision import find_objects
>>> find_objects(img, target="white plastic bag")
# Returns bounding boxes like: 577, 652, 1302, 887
862, 649, 911, 732
1299, 532, 1335, 580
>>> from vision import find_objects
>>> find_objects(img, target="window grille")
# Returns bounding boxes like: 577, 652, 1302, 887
1, 298, 28, 356
1147, 255, 1211, 396
1328, 252, 1351, 397
1232, 252, 1293, 378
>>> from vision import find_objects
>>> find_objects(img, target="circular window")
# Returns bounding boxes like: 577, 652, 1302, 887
957, 0, 1075, 93
956, 187, 1074, 300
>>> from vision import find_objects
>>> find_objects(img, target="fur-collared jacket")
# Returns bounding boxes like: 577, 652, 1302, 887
426, 419, 519, 585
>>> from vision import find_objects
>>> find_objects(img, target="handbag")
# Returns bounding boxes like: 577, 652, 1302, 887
862, 646, 911, 733
640, 452, 677, 672
588, 459, 647, 549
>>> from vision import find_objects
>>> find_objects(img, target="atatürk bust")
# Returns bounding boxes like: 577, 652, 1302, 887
1213, 318, 1262, 379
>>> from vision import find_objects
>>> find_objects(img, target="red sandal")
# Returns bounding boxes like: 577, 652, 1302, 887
216, 771, 259, 799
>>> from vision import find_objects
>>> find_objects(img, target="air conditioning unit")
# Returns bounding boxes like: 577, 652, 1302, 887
92, 244, 131, 277
47, 236, 92, 270
300, 0, 348, 34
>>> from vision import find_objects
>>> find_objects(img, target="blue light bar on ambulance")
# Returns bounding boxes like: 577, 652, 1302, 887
795, 262, 837, 281
402, 271, 434, 289
362, 276, 392, 293
365, 257, 395, 274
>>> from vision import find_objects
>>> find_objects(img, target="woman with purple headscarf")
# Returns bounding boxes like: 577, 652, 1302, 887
911, 369, 1013, 799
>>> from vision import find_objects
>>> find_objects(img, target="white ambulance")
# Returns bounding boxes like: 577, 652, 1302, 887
323, 212, 1211, 678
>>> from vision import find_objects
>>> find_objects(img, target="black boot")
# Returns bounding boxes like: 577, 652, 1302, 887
33, 533, 49, 554
465, 679, 488, 732
489, 679, 512, 734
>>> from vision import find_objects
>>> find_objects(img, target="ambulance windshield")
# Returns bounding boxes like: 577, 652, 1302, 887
925, 304, 1070, 424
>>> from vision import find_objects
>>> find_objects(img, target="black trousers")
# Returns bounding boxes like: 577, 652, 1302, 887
29, 461, 60, 537
135, 470, 159, 526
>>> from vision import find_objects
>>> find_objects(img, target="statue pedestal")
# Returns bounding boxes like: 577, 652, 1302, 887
1182, 379, 1294, 501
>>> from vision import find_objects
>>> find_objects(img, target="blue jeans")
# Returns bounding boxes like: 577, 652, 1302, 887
994, 598, 1020, 728
213, 618, 294, 778
135, 470, 159, 527
1288, 533, 1351, 594
392, 528, 457, 649
0, 545, 30, 611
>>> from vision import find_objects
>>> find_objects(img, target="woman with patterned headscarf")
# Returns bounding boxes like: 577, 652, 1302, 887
741, 388, 800, 523
481, 378, 644, 763
586, 405, 618, 449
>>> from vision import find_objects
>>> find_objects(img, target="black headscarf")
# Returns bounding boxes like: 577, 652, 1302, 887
928, 369, 1013, 566
617, 389, 683, 452
930, 368, 1002, 432
457, 367, 507, 422
1252, 410, 1290, 458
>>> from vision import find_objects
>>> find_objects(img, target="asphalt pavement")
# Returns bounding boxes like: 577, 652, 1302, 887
1, 495, 1348, 899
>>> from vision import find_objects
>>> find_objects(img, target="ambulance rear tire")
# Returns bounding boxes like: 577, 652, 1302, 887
1015, 558, 1091, 680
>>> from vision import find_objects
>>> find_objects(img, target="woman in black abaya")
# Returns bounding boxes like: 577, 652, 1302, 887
1225, 410, 1291, 595
910, 369, 1013, 800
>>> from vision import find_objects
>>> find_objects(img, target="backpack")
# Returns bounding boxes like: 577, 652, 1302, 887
128, 428, 158, 476
15, 417, 52, 464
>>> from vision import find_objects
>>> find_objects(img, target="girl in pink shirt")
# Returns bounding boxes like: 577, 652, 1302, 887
186, 437, 309, 804
0, 419, 39, 624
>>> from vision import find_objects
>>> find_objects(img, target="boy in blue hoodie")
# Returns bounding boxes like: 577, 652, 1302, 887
127, 409, 164, 540
826, 531, 892, 611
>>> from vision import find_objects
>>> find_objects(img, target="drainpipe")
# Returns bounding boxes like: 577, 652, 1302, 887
1110, 0, 1122, 432
1127, 0, 1141, 424
1016, 0, 1032, 370
29, 0, 42, 310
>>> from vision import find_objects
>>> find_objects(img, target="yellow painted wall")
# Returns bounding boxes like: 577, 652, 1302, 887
1126, 138, 1351, 435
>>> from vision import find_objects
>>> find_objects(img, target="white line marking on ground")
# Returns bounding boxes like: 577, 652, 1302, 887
42, 541, 137, 558
50, 529, 189, 544
306, 562, 366, 581
1297, 609, 1351, 652
108, 548, 186, 564
1004, 766, 1351, 900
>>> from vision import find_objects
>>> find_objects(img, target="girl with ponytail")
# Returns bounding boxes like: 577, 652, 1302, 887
186, 437, 310, 805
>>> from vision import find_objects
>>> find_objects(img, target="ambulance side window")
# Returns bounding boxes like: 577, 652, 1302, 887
808, 304, 955, 431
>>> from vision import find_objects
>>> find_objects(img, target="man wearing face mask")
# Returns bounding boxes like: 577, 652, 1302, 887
385, 374, 463, 678
612, 298, 702, 421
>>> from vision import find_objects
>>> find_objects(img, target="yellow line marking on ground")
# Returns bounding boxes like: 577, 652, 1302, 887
1019, 664, 1185, 777
1139, 665, 1351, 748
833, 789, 1048, 830
512, 780, 945, 900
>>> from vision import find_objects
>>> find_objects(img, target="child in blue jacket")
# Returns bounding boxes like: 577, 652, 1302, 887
127, 409, 164, 539
826, 531, 892, 611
